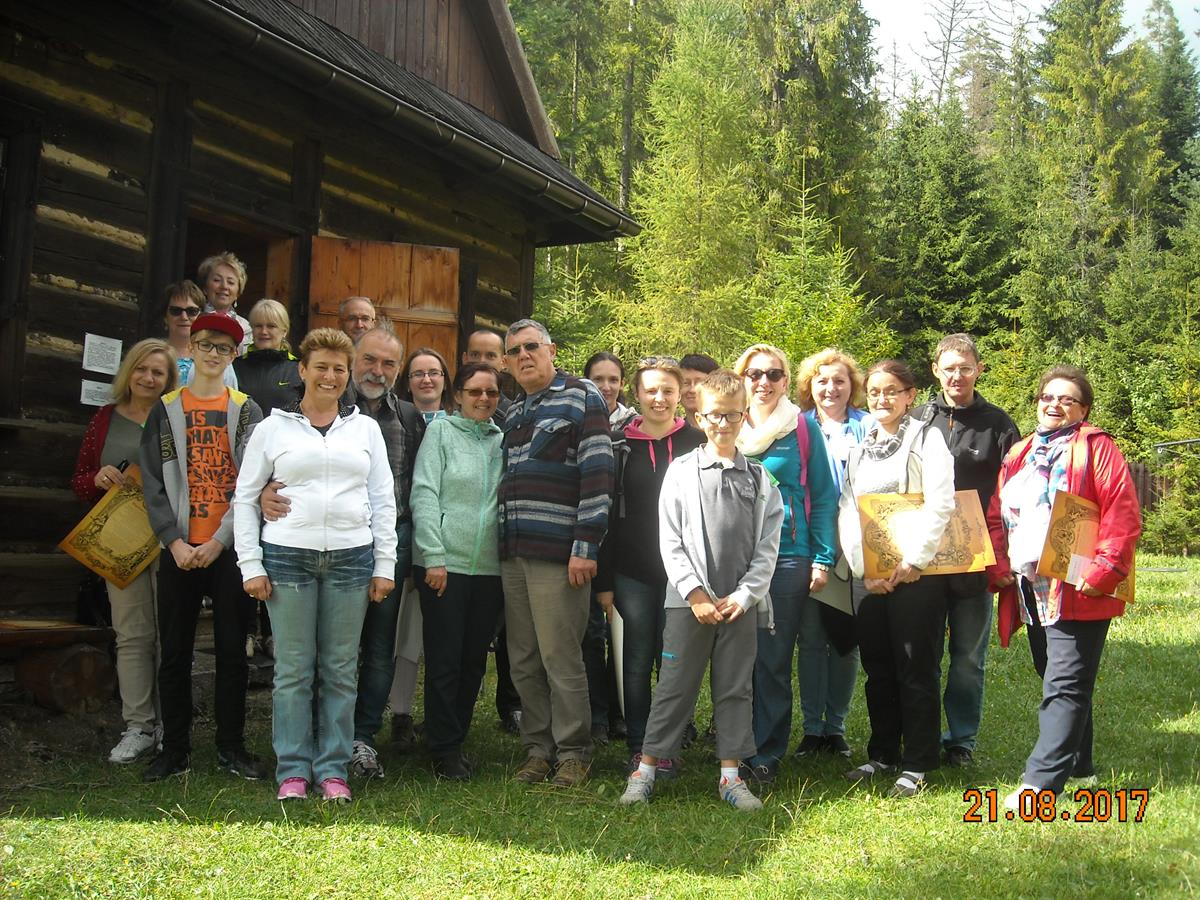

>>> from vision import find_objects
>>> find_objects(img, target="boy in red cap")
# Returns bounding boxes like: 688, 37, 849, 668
140, 313, 265, 781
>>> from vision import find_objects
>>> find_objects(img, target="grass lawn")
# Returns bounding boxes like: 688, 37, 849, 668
1, 553, 1197, 898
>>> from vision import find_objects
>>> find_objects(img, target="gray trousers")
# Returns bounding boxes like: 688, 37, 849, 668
643, 607, 757, 761
501, 558, 593, 762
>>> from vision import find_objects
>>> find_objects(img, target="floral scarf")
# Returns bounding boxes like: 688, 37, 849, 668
999, 422, 1081, 626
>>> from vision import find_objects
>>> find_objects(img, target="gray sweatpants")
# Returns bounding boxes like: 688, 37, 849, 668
642, 607, 757, 761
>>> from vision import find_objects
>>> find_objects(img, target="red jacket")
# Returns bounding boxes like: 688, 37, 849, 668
71, 404, 117, 504
985, 423, 1140, 647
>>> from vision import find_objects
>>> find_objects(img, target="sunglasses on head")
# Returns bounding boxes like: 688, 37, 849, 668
744, 367, 785, 383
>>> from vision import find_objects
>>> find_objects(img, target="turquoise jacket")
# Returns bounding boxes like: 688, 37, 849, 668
751, 418, 838, 565
411, 413, 502, 576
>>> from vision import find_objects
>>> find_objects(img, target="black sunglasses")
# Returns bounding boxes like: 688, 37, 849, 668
744, 367, 785, 383
168, 305, 201, 317
505, 341, 548, 358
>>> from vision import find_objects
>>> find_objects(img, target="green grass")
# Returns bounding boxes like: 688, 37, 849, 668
2, 554, 1198, 898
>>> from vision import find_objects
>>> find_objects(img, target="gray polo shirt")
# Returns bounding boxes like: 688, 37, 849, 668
697, 444, 758, 598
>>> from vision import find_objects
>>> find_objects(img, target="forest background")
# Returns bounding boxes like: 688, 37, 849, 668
508, 0, 1200, 552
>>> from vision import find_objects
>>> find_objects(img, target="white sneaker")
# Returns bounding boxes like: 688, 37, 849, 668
1004, 783, 1061, 811
350, 740, 384, 779
720, 776, 763, 811
618, 771, 654, 806
109, 728, 157, 764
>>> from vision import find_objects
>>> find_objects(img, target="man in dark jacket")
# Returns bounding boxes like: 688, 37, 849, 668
916, 333, 1020, 767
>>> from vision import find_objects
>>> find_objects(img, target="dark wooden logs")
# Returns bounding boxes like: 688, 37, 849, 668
14, 640, 116, 714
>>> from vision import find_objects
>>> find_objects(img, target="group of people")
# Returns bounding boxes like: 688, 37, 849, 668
73, 252, 1140, 811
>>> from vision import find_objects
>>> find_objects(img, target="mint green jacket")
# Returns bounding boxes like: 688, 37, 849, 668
411, 413, 502, 576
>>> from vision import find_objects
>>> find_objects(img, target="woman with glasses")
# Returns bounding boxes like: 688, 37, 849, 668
400, 347, 454, 422
72, 338, 178, 765
732, 344, 838, 785
838, 359, 955, 798
985, 366, 1139, 809
595, 358, 705, 774
410, 362, 506, 780
232, 299, 301, 416
790, 348, 874, 759
584, 352, 636, 429
162, 281, 238, 390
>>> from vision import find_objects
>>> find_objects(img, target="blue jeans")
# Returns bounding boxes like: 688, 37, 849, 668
797, 589, 859, 737
264, 541, 373, 784
613, 573, 666, 753
749, 558, 811, 770
353, 521, 412, 745
941, 589, 992, 752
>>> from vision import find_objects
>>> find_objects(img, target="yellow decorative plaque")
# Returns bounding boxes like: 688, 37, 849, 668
858, 490, 995, 580
59, 466, 160, 589
1037, 491, 1134, 603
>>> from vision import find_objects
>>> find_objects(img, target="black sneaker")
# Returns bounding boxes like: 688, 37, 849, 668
944, 746, 974, 768
217, 748, 266, 781
738, 762, 777, 786
824, 734, 853, 758
680, 720, 699, 750
609, 716, 627, 741
794, 734, 827, 757
391, 713, 416, 752
590, 722, 610, 746
143, 751, 190, 783
433, 753, 471, 782
499, 709, 522, 735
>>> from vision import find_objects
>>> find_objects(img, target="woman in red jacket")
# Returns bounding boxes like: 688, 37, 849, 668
986, 365, 1139, 809
71, 338, 178, 764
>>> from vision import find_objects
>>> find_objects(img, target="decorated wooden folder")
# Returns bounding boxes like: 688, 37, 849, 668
59, 466, 160, 589
1036, 491, 1135, 603
858, 490, 995, 580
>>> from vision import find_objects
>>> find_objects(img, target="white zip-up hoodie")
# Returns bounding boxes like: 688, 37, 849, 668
233, 404, 397, 581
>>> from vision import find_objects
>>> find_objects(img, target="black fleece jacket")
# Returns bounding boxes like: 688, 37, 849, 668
914, 390, 1020, 512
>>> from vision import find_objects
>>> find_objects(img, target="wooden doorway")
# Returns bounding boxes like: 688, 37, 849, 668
266, 237, 460, 369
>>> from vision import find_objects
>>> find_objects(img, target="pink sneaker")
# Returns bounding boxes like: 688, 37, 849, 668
276, 777, 308, 800
320, 777, 352, 803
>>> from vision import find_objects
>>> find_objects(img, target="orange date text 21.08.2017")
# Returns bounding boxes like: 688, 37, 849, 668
962, 788, 1150, 823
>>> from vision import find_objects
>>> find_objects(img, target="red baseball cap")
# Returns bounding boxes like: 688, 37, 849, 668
191, 312, 244, 346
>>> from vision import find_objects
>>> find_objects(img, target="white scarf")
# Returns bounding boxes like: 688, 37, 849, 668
738, 396, 801, 457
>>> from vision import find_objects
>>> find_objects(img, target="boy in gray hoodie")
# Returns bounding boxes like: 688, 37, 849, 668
618, 370, 783, 811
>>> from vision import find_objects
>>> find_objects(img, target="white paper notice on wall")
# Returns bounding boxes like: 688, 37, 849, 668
83, 333, 122, 375
81, 380, 112, 407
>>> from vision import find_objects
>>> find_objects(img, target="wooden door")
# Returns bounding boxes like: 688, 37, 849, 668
302, 237, 460, 371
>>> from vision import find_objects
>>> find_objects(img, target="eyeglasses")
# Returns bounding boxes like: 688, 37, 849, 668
505, 341, 548, 358
701, 411, 745, 425
168, 305, 201, 318
938, 366, 977, 377
744, 368, 785, 383
462, 388, 501, 399
1038, 393, 1083, 407
409, 369, 444, 380
639, 355, 679, 367
193, 339, 236, 357
867, 388, 908, 401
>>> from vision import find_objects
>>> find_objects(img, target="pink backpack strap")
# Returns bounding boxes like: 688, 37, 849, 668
795, 413, 811, 524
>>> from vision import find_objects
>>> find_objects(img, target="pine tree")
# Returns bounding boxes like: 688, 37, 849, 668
1143, 0, 1200, 232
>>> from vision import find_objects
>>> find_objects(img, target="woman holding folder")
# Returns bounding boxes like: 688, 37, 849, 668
837, 359, 956, 798
986, 365, 1140, 809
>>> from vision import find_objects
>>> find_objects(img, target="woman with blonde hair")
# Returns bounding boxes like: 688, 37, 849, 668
732, 343, 838, 785
234, 328, 397, 802
790, 347, 874, 758
233, 299, 301, 415
198, 251, 251, 355
72, 339, 178, 764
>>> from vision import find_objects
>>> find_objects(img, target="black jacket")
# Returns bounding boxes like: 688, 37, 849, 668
915, 390, 1020, 513
232, 347, 302, 415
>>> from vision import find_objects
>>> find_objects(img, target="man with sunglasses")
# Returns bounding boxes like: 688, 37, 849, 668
915, 333, 1019, 768
140, 313, 264, 782
498, 319, 614, 788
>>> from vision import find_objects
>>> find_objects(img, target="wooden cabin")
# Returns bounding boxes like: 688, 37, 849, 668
0, 0, 638, 618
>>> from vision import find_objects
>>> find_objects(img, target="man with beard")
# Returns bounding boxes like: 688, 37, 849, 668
261, 321, 423, 777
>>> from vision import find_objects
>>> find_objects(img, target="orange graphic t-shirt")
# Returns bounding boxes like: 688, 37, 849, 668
182, 388, 238, 545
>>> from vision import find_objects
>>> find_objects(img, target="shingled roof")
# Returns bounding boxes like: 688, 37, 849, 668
153, 0, 640, 242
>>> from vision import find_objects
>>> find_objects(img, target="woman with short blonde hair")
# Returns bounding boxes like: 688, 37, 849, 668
198, 251, 251, 354
233, 299, 301, 416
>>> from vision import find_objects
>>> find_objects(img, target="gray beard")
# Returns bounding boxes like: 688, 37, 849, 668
355, 378, 388, 400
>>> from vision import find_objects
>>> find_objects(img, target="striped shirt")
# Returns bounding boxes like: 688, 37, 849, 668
500, 370, 614, 562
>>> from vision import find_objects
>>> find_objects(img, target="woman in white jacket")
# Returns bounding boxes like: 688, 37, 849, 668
837, 359, 955, 798
234, 328, 396, 803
